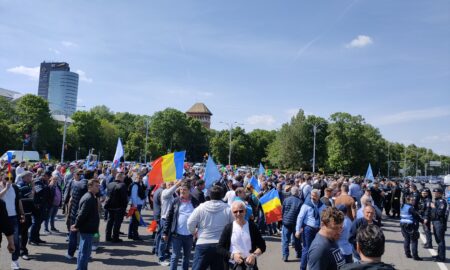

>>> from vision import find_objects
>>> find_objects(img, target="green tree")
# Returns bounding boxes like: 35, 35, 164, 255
248, 129, 276, 166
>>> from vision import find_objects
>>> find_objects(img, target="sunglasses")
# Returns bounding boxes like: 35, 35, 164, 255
233, 210, 244, 214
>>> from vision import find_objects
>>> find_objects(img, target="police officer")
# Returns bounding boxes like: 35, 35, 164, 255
418, 188, 432, 248
400, 195, 423, 260
409, 184, 420, 210
430, 187, 447, 262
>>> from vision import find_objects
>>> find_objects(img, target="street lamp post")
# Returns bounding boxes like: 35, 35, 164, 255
144, 118, 149, 164
312, 124, 322, 174
220, 121, 243, 166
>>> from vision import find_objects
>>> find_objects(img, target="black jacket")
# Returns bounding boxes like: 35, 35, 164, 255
0, 200, 13, 236
191, 188, 205, 204
105, 181, 128, 210
74, 192, 100, 234
217, 221, 266, 269
163, 196, 200, 236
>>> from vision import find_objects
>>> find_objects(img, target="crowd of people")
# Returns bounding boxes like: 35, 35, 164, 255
0, 159, 448, 270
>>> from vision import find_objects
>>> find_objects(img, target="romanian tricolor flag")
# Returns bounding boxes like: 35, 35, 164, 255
259, 189, 282, 224
148, 151, 185, 185
6, 152, 13, 181
127, 206, 147, 227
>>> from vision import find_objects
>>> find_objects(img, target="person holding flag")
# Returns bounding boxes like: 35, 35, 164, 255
128, 172, 147, 241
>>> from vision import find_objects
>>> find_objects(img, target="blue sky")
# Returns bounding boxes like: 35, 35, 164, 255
1, 0, 449, 155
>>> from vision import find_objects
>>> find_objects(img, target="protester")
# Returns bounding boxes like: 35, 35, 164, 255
163, 182, 199, 270
187, 185, 233, 270
66, 169, 89, 259
15, 171, 34, 260
217, 200, 266, 270
104, 170, 127, 243
295, 189, 326, 270
349, 205, 380, 261
342, 225, 396, 270
336, 204, 354, 263
151, 182, 165, 255
158, 180, 182, 266
71, 179, 101, 270
334, 183, 356, 221
29, 171, 52, 245
281, 186, 302, 262
0, 171, 25, 270
128, 172, 146, 241
191, 179, 206, 204
307, 206, 346, 270
0, 199, 15, 254
45, 176, 62, 233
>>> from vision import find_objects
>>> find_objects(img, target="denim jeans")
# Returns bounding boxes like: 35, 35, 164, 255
170, 234, 193, 270
158, 218, 170, 261
30, 207, 44, 242
300, 226, 319, 270
45, 205, 59, 230
281, 225, 301, 258
153, 219, 161, 253
8, 216, 20, 261
77, 233, 93, 270
128, 205, 142, 239
68, 230, 79, 256
192, 243, 224, 270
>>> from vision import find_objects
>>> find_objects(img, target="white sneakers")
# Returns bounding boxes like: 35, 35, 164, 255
65, 253, 75, 260
11, 260, 20, 270
159, 261, 170, 266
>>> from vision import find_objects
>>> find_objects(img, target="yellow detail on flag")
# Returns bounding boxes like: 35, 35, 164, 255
161, 153, 176, 181
261, 197, 282, 213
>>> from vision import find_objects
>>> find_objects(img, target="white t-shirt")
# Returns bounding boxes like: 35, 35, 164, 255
230, 221, 252, 258
1, 186, 17, 217
223, 190, 236, 207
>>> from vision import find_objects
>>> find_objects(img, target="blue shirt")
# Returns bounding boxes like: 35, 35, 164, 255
176, 201, 194, 235
337, 216, 353, 255
131, 183, 144, 206
296, 200, 326, 231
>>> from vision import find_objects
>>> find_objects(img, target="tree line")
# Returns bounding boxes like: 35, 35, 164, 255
1, 94, 449, 176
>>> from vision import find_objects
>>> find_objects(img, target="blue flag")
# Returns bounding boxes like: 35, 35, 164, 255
258, 163, 265, 175
204, 156, 221, 188
365, 163, 375, 182
113, 138, 124, 169
248, 176, 261, 194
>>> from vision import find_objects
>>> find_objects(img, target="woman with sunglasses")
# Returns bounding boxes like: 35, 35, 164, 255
217, 200, 266, 270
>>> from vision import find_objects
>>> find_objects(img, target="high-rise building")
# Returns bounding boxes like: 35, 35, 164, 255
38, 62, 70, 100
47, 71, 79, 116
186, 103, 213, 129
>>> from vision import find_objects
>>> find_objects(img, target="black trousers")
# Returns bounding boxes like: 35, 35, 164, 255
106, 209, 124, 240
20, 215, 32, 255
401, 223, 419, 257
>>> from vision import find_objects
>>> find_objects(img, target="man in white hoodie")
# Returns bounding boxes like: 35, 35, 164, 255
188, 185, 233, 270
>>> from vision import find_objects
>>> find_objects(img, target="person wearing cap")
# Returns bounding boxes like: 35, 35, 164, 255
418, 188, 433, 248
400, 195, 423, 260
409, 184, 420, 210
429, 187, 447, 262
29, 170, 52, 245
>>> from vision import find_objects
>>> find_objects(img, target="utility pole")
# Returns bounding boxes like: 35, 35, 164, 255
312, 124, 321, 173
387, 143, 390, 179
144, 119, 149, 164
220, 121, 243, 166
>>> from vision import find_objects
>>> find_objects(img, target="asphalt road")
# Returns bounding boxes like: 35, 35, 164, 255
1, 184, 449, 270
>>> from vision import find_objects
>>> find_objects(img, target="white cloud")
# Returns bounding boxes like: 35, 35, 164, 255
373, 107, 450, 126
61, 41, 78, 48
196, 91, 213, 97
75, 69, 93, 83
6, 66, 40, 80
346, 35, 373, 48
49, 48, 61, 54
421, 134, 450, 143
246, 114, 276, 126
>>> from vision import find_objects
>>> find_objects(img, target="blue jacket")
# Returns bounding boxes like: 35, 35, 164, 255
282, 195, 303, 229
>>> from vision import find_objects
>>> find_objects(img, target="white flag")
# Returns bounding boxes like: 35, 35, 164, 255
113, 138, 124, 168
